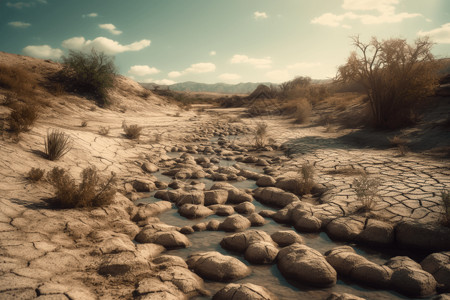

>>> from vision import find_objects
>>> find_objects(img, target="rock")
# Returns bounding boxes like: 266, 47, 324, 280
272, 208, 291, 224
357, 219, 394, 246
135, 277, 186, 300
209, 204, 235, 216
259, 210, 276, 218
327, 293, 365, 300
135, 230, 190, 249
212, 283, 277, 300
325, 246, 368, 276
142, 162, 159, 173
244, 242, 278, 264
275, 176, 302, 194
271, 230, 303, 247
326, 217, 365, 241
178, 204, 214, 219
157, 266, 208, 298
421, 252, 450, 292
211, 173, 228, 181
386, 256, 437, 297
247, 213, 267, 226
186, 251, 251, 281
180, 226, 195, 234
153, 255, 188, 269
193, 222, 207, 232
132, 201, 172, 222
277, 243, 337, 287
228, 189, 253, 204
234, 202, 255, 214
176, 190, 205, 206
294, 215, 322, 232
98, 236, 135, 254
253, 187, 299, 208
396, 221, 450, 251
219, 214, 251, 232
206, 219, 221, 231
98, 251, 148, 276
154, 189, 181, 202
133, 179, 157, 192
210, 182, 238, 191
220, 230, 274, 253
136, 243, 165, 260
204, 190, 228, 206
256, 176, 276, 187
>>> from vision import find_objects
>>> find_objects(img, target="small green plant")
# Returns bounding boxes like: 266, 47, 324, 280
442, 190, 450, 226
254, 121, 268, 149
46, 166, 117, 208
299, 163, 315, 194
98, 126, 110, 136
9, 103, 39, 133
44, 129, 72, 160
353, 174, 381, 211
27, 167, 45, 182
123, 123, 142, 139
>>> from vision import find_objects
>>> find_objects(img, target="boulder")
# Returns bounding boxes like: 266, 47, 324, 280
220, 230, 274, 253
247, 213, 267, 226
157, 266, 208, 298
219, 215, 251, 232
271, 230, 303, 247
244, 242, 278, 264
275, 177, 302, 194
209, 204, 235, 216
176, 190, 205, 206
228, 189, 253, 204
178, 204, 214, 219
186, 251, 251, 281
133, 180, 157, 192
142, 162, 159, 173
294, 215, 322, 232
277, 243, 337, 287
421, 252, 450, 292
135, 230, 190, 249
256, 176, 276, 187
396, 221, 450, 251
212, 283, 277, 300
357, 219, 394, 246
206, 219, 221, 231
327, 293, 365, 300
234, 202, 255, 214
135, 277, 186, 300
253, 187, 299, 208
204, 190, 228, 206
98, 251, 148, 276
326, 217, 365, 241
153, 255, 188, 269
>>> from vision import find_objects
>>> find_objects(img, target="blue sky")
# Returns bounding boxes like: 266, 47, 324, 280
1, 0, 449, 84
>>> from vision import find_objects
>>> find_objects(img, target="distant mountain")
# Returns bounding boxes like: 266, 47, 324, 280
140, 81, 274, 95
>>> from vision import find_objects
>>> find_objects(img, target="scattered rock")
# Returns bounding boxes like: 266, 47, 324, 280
396, 221, 450, 251
247, 213, 267, 226
421, 252, 450, 292
204, 190, 228, 206
178, 204, 214, 219
234, 202, 255, 214
135, 230, 190, 249
142, 162, 159, 173
253, 187, 299, 208
220, 230, 274, 253
219, 214, 251, 232
244, 241, 278, 264
212, 283, 277, 300
271, 230, 303, 247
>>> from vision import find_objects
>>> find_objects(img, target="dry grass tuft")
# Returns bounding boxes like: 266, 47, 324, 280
294, 99, 312, 124
353, 173, 381, 212
123, 123, 142, 139
46, 167, 117, 208
254, 122, 268, 149
27, 167, 45, 182
81, 120, 88, 127
8, 102, 39, 133
98, 126, 110, 136
299, 163, 315, 194
0, 63, 37, 101
44, 129, 72, 160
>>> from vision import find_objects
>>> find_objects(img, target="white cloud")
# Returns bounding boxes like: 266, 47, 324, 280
99, 23, 122, 35
168, 71, 182, 78
62, 36, 150, 55
128, 65, 160, 76
210, 50, 216, 56
312, 0, 421, 27
230, 54, 272, 69
418, 23, 450, 44
219, 73, 241, 82
287, 62, 322, 70
141, 78, 176, 85
82, 13, 98, 18
8, 21, 31, 28
266, 70, 291, 83
6, 0, 46, 9
22, 45, 63, 60
254, 11, 268, 20
185, 62, 216, 74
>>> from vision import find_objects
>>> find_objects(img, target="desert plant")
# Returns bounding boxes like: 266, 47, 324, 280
0, 64, 37, 101
98, 126, 110, 136
294, 99, 312, 124
123, 124, 142, 139
44, 129, 72, 160
27, 167, 45, 182
81, 120, 88, 127
299, 163, 315, 194
9, 103, 39, 133
353, 173, 381, 211
337, 36, 440, 129
60, 49, 117, 106
46, 166, 117, 208
254, 121, 268, 148
442, 190, 450, 226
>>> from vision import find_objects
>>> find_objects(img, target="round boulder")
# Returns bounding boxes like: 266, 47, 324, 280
178, 204, 214, 219
271, 230, 303, 247
244, 242, 278, 264
213, 283, 277, 300
219, 215, 251, 232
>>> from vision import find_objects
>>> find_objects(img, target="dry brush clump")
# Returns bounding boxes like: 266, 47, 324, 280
46, 166, 117, 208
8, 102, 39, 133
442, 190, 450, 227
337, 36, 440, 129
0, 63, 37, 101
44, 129, 72, 160
254, 121, 268, 149
98, 126, 110, 136
122, 122, 142, 139
294, 99, 312, 124
298, 163, 315, 195
353, 173, 381, 212
27, 167, 45, 182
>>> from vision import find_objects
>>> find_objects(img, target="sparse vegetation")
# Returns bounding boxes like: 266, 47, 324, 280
254, 122, 268, 149
60, 49, 117, 107
81, 120, 88, 127
46, 166, 117, 208
44, 129, 72, 160
442, 190, 450, 226
337, 36, 440, 129
0, 63, 37, 101
8, 103, 39, 133
299, 163, 315, 194
294, 99, 312, 124
27, 167, 45, 182
388, 135, 409, 156
122, 123, 142, 139
98, 126, 110, 136
353, 173, 381, 211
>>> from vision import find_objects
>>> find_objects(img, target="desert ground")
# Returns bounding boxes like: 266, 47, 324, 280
0, 52, 449, 300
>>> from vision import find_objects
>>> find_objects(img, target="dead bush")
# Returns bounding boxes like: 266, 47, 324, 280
0, 63, 37, 101
254, 122, 268, 149
294, 99, 312, 124
98, 126, 110, 136
353, 173, 381, 211
299, 163, 315, 194
44, 129, 72, 160
27, 167, 45, 182
46, 166, 117, 208
123, 123, 142, 139
9, 103, 39, 133
81, 120, 88, 127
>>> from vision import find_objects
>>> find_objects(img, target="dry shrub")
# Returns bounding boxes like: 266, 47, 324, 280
442, 190, 450, 226
81, 120, 88, 127
27, 167, 45, 182
353, 173, 381, 211
46, 166, 117, 208
123, 123, 142, 139
254, 122, 268, 148
98, 126, 110, 136
299, 163, 315, 194
0, 63, 37, 101
9, 102, 39, 133
294, 99, 312, 124
44, 129, 72, 160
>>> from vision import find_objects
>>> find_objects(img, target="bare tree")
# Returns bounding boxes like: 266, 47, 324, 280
337, 36, 440, 128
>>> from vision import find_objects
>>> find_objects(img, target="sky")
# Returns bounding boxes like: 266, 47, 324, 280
1, 0, 450, 84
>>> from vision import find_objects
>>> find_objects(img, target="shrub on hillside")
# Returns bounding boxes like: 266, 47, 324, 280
353, 173, 381, 211
122, 123, 142, 139
337, 36, 440, 129
46, 166, 117, 208
254, 122, 268, 148
0, 64, 37, 101
9, 103, 39, 133
27, 167, 45, 182
60, 50, 117, 107
44, 129, 72, 160
294, 99, 312, 124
